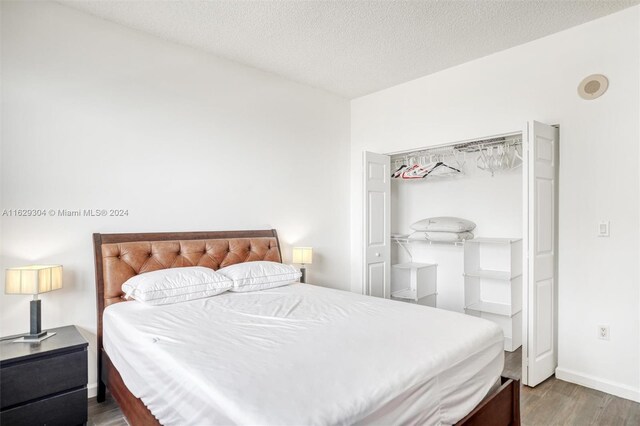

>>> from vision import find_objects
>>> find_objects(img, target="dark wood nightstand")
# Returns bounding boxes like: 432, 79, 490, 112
0, 325, 88, 426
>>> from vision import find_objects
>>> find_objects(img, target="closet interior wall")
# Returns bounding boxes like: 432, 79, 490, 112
390, 147, 523, 313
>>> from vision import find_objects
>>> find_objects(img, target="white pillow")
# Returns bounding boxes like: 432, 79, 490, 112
425, 231, 474, 242
218, 261, 301, 292
411, 217, 476, 233
122, 266, 233, 305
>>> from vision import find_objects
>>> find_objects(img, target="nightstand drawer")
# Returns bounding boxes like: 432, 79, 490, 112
0, 349, 87, 409
0, 387, 87, 426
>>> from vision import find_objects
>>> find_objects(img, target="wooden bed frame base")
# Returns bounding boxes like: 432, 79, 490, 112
456, 376, 521, 425
101, 350, 161, 426
101, 349, 520, 426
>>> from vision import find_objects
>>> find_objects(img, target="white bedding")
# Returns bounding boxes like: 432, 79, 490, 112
104, 283, 504, 425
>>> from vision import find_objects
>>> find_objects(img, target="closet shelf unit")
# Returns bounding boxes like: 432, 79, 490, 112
463, 237, 523, 352
391, 262, 437, 307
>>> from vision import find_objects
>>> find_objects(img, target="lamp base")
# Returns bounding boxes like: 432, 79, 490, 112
12, 331, 56, 343
26, 330, 47, 339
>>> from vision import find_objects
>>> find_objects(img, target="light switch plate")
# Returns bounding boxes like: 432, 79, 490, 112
598, 221, 610, 237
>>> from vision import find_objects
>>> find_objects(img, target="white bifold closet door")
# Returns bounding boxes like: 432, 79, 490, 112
363, 151, 391, 298
522, 121, 559, 387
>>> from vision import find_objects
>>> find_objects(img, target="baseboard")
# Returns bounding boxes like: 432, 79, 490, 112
555, 367, 640, 402
88, 382, 98, 398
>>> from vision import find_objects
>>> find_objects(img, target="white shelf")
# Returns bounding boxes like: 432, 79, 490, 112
465, 237, 522, 244
464, 269, 522, 280
391, 288, 437, 300
393, 262, 437, 269
465, 301, 521, 317
391, 288, 417, 300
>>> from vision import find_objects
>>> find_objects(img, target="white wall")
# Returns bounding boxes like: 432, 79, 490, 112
351, 6, 640, 401
391, 163, 522, 313
0, 1, 350, 395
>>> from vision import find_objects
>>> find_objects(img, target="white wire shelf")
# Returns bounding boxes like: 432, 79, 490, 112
391, 236, 466, 247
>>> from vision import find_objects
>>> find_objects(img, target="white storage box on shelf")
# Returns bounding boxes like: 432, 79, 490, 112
463, 238, 523, 351
391, 262, 437, 307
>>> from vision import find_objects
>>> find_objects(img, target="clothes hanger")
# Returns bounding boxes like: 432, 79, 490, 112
400, 154, 438, 179
477, 146, 496, 176
424, 159, 462, 178
513, 144, 523, 165
401, 162, 426, 179
496, 146, 505, 170
453, 150, 466, 169
392, 164, 407, 178
424, 153, 461, 177
416, 154, 438, 177
392, 156, 412, 178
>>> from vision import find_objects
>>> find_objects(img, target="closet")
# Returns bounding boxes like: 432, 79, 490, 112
362, 121, 558, 388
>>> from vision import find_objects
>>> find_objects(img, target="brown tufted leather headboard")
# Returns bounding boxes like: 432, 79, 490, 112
96, 235, 280, 308
93, 229, 281, 397
94, 229, 281, 314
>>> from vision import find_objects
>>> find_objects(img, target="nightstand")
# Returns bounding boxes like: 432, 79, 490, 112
0, 325, 88, 426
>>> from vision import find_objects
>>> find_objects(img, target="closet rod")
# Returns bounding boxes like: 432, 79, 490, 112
454, 136, 522, 153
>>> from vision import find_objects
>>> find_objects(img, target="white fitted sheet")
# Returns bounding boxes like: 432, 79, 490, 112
104, 283, 504, 425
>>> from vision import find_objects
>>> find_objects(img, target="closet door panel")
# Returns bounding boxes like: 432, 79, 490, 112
524, 121, 558, 387
363, 151, 391, 298
368, 192, 386, 244
367, 263, 386, 298
536, 179, 554, 254
535, 279, 553, 355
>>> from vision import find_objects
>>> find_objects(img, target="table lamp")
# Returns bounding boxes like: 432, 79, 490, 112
5, 265, 63, 342
292, 247, 313, 283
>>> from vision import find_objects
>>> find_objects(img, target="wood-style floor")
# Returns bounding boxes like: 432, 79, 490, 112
89, 348, 640, 425
505, 348, 640, 425
88, 395, 128, 426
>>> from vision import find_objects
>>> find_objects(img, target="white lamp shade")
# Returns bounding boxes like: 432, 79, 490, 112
5, 265, 63, 295
292, 247, 313, 265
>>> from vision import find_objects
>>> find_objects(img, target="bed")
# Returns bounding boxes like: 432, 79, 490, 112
93, 229, 520, 425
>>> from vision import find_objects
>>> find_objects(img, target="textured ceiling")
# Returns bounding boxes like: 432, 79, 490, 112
57, 0, 639, 98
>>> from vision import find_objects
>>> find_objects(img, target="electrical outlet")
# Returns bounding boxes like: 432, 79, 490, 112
598, 221, 610, 237
598, 325, 610, 340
